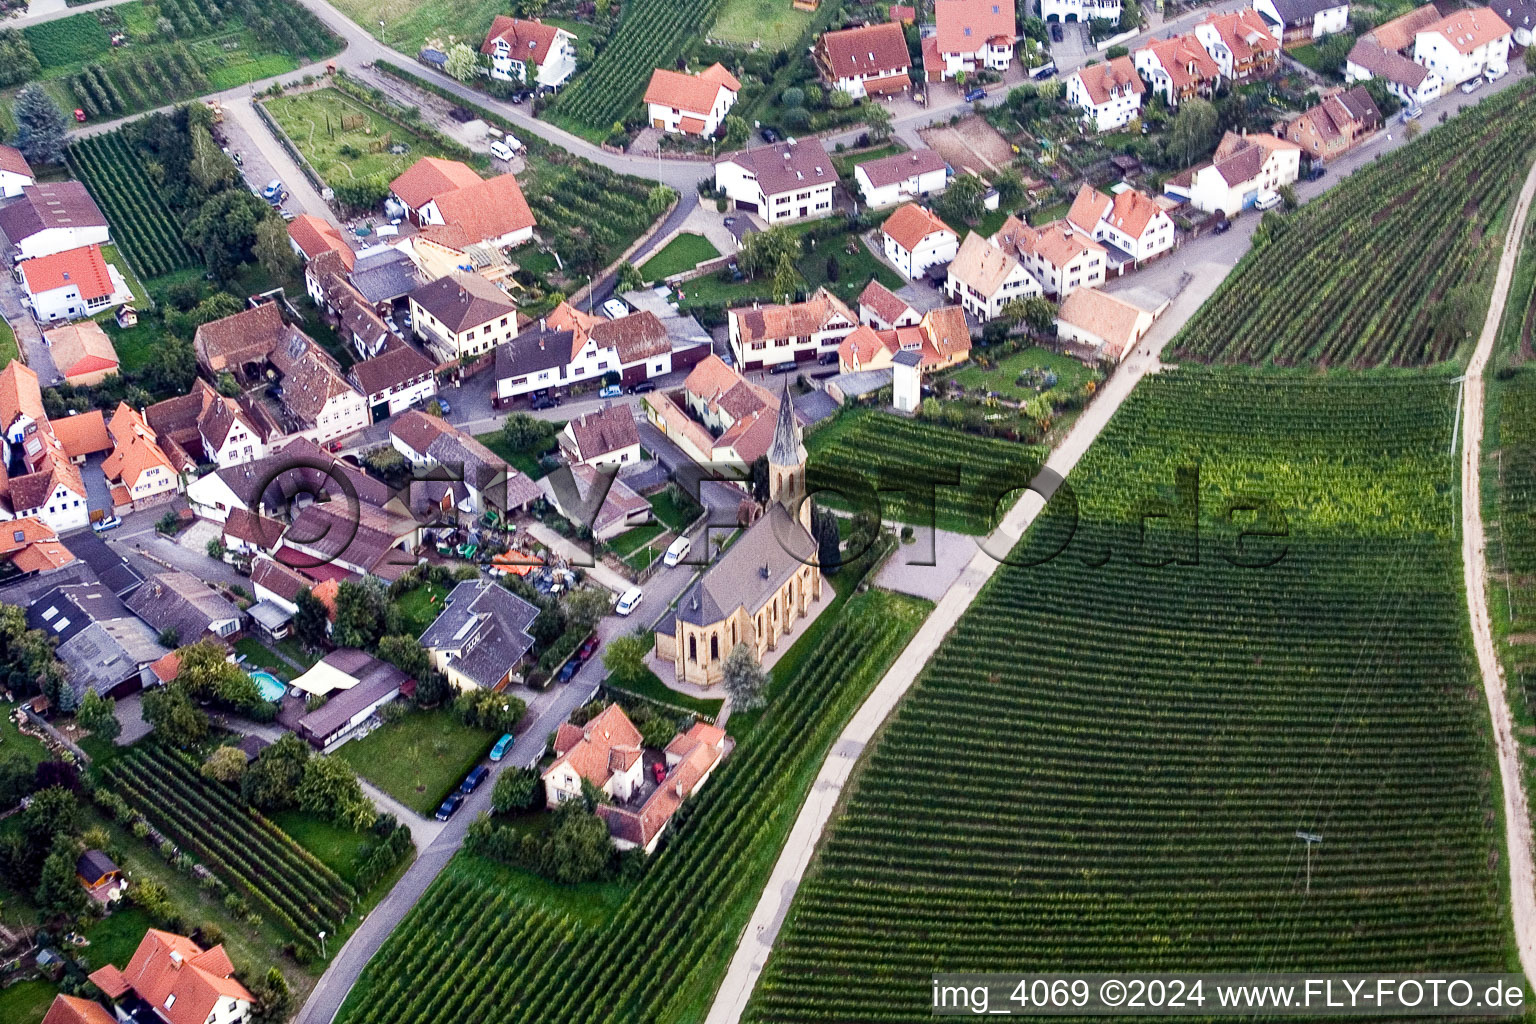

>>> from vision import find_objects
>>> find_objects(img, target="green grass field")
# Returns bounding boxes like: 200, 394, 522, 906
395, 582, 449, 635
0, 318, 19, 370
708, 0, 813, 50
264, 87, 448, 186
678, 222, 903, 309
1, 702, 49, 769
607, 667, 725, 718
639, 233, 720, 282
0, 981, 54, 1024
268, 808, 378, 884
647, 488, 702, 532
82, 906, 156, 973
336, 708, 496, 815
946, 345, 1095, 400
473, 430, 558, 480
831, 143, 902, 178
332, 0, 503, 50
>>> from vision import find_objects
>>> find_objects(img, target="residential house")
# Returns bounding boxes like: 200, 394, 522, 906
654, 386, 821, 685
419, 579, 539, 691
561, 305, 675, 388
0, 144, 34, 199
542, 703, 645, 807
0, 516, 76, 578
560, 404, 642, 467
349, 246, 421, 314
286, 213, 355, 270
992, 215, 1107, 297
56, 614, 167, 704
1284, 86, 1383, 161
388, 409, 543, 516
292, 649, 409, 751
837, 305, 972, 372
389, 157, 535, 248
1065, 55, 1146, 130
17, 244, 132, 323
306, 250, 392, 360
219, 508, 284, 560
1412, 6, 1509, 86
600, 720, 726, 853
185, 437, 392, 524
1193, 9, 1280, 80
642, 354, 784, 467
945, 231, 1042, 320
480, 16, 578, 88
815, 22, 913, 98
1065, 184, 1176, 263
1042, 0, 1122, 20
145, 379, 274, 470
715, 140, 837, 225
193, 301, 290, 382
250, 556, 312, 616
45, 321, 119, 386
1252, 0, 1350, 43
0, 362, 89, 533
42, 995, 116, 1024
880, 203, 960, 281
644, 63, 741, 136
89, 930, 254, 1024
854, 148, 949, 208
126, 572, 245, 643
1344, 38, 1443, 105
49, 409, 111, 466
858, 278, 922, 329
727, 287, 857, 370
1133, 33, 1222, 107
276, 499, 422, 583
927, 0, 1017, 81
1163, 130, 1302, 215
266, 325, 370, 447
103, 404, 192, 510
0, 182, 109, 261
1495, 0, 1536, 44
351, 341, 439, 419
493, 321, 574, 403
539, 462, 653, 541
409, 272, 523, 362
1055, 286, 1159, 360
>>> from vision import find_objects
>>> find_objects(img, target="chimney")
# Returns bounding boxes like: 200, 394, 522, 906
759, 563, 770, 579
170, 951, 184, 968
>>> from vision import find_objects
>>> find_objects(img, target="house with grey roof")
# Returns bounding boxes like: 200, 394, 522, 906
1253, 0, 1350, 42
294, 649, 410, 751
349, 247, 421, 311
125, 572, 245, 645
57, 618, 169, 704
419, 579, 539, 691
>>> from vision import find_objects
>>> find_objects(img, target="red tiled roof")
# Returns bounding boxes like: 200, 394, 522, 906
89, 930, 252, 1024
389, 157, 485, 211
430, 173, 535, 245
1070, 55, 1145, 106
42, 995, 115, 1024
0, 144, 34, 180
1419, 6, 1510, 53
480, 16, 565, 65
935, 0, 1016, 53
644, 63, 740, 115
881, 202, 956, 253
819, 22, 911, 80
44, 321, 118, 381
48, 409, 111, 458
20, 244, 113, 300
287, 214, 355, 270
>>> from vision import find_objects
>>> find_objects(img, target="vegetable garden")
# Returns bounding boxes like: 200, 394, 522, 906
745, 372, 1510, 1022
99, 746, 357, 954
335, 588, 931, 1024
1172, 79, 1536, 368
67, 131, 195, 277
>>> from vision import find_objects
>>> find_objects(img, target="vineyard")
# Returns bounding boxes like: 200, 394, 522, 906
553, 0, 726, 130
1172, 79, 1536, 368
745, 372, 1510, 1022
99, 745, 357, 953
335, 588, 931, 1024
806, 411, 1046, 535
68, 132, 196, 277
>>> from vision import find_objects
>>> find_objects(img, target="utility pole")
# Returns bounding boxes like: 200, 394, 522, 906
1295, 831, 1322, 895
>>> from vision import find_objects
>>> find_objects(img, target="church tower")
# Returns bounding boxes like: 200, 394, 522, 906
767, 382, 810, 532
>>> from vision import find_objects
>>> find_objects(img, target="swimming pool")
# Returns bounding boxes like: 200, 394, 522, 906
250, 671, 285, 703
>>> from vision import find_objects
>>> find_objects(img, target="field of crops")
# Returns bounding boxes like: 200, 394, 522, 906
1172, 79, 1536, 368
807, 411, 1046, 535
522, 147, 660, 273
746, 372, 1510, 1022
67, 131, 195, 277
554, 0, 725, 130
336, 588, 930, 1024
99, 746, 357, 955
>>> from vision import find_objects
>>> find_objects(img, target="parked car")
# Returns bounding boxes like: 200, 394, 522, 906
663, 535, 691, 567
1050, 22, 1063, 41
628, 381, 658, 395
1487, 64, 1508, 82
557, 659, 581, 683
1253, 188, 1282, 212
615, 586, 644, 616
770, 361, 798, 375
1304, 165, 1326, 182
577, 635, 600, 662
817, 351, 838, 365
602, 298, 629, 320
651, 761, 667, 783
1460, 76, 1484, 94
598, 383, 623, 399
529, 392, 561, 410
1213, 217, 1232, 234
964, 86, 986, 103
92, 516, 122, 533
760, 126, 780, 143
489, 140, 518, 162
460, 765, 489, 794
1401, 104, 1423, 122
489, 734, 514, 761
435, 792, 465, 820
261, 179, 283, 202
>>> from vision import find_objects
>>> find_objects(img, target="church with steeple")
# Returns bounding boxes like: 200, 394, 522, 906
652, 383, 823, 687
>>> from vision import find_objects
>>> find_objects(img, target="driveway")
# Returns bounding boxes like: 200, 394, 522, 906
0, 278, 57, 383
220, 96, 337, 225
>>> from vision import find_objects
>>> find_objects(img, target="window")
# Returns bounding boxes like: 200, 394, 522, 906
689, 635, 697, 662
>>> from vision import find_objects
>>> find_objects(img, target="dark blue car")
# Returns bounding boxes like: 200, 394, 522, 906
435, 792, 465, 821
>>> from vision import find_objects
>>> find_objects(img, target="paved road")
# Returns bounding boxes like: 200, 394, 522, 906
1459, 156, 1536, 989
7, 0, 132, 26
220, 96, 334, 223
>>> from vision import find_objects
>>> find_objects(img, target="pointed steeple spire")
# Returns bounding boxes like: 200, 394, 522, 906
768, 381, 805, 468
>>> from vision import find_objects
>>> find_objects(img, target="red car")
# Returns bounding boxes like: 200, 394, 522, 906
576, 636, 600, 663
651, 762, 667, 784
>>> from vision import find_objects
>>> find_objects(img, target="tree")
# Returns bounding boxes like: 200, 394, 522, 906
564, 588, 610, 631
722, 642, 767, 711
492, 767, 541, 813
242, 733, 309, 810
647, 184, 678, 217
331, 173, 390, 214
333, 579, 393, 649
0, 752, 35, 810
379, 633, 431, 680
1313, 31, 1355, 76
1119, 0, 1142, 31
13, 85, 67, 166
36, 836, 87, 922
1003, 296, 1056, 336
616, 261, 643, 293
202, 746, 248, 784
142, 685, 209, 747
722, 115, 749, 148
864, 102, 893, 143
1527, 43, 1536, 74
216, 371, 241, 397
298, 756, 376, 830
185, 190, 268, 281
454, 689, 527, 733
20, 787, 79, 849
255, 216, 299, 281
445, 42, 479, 82
602, 632, 650, 685
207, 538, 226, 561
1404, 119, 1421, 140
1167, 98, 1219, 168
1106, 44, 1129, 59
1277, 183, 1298, 211
501, 412, 556, 453
738, 226, 801, 280
937, 173, 988, 226
178, 640, 262, 710
250, 968, 292, 1024
811, 506, 841, 575
825, 253, 841, 283
542, 801, 613, 882
76, 690, 120, 743
294, 588, 331, 648
771, 251, 800, 303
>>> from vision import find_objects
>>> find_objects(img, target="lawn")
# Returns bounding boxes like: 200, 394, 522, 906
607, 522, 665, 559
607, 667, 724, 718
945, 345, 1095, 400
82, 906, 156, 972
234, 637, 297, 678
676, 223, 903, 310
395, 582, 449, 635
831, 143, 902, 178
99, 244, 146, 307
709, 0, 813, 50
0, 319, 18, 372
336, 708, 496, 815
264, 87, 448, 187
1289, 42, 1329, 75
268, 808, 378, 884
333, 0, 504, 50
473, 430, 558, 479
1, 702, 49, 768
102, 317, 159, 374
0, 980, 54, 1024
647, 488, 702, 532
638, 233, 720, 282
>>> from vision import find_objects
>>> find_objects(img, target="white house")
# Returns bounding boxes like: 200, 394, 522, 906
480, 16, 577, 88
1345, 39, 1444, 105
992, 216, 1107, 298
854, 149, 949, 208
1041, 0, 1122, 21
881, 203, 960, 280
816, 22, 913, 98
928, 0, 1017, 80
1163, 131, 1302, 216
945, 231, 1042, 321
408, 272, 523, 362
1193, 9, 1280, 80
350, 342, 439, 420
644, 63, 740, 136
1412, 6, 1510, 86
560, 404, 641, 468
17, 244, 132, 323
1133, 34, 1222, 107
389, 158, 536, 249
0, 145, 35, 199
89, 931, 254, 1024
715, 140, 837, 225
1066, 184, 1176, 263
0, 183, 110, 262
858, 279, 923, 330
1055, 287, 1158, 361
104, 404, 190, 511
1252, 0, 1350, 43
728, 288, 858, 371
1065, 56, 1145, 130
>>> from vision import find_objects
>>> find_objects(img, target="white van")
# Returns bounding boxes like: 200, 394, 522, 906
1253, 188, 1283, 212
663, 535, 691, 567
615, 587, 644, 616
489, 140, 517, 162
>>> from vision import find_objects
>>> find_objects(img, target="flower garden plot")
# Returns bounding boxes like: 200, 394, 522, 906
745, 372, 1510, 1023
